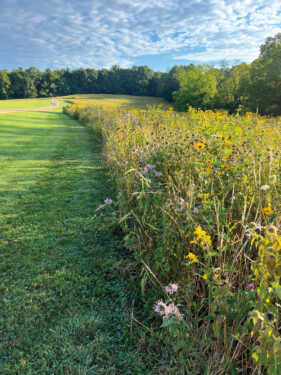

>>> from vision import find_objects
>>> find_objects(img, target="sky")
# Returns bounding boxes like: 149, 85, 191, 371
0, 0, 280, 72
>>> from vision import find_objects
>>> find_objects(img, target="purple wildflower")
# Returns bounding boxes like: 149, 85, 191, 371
166, 304, 183, 319
155, 171, 163, 177
154, 300, 183, 319
141, 168, 148, 175
154, 300, 168, 316
104, 198, 113, 204
164, 283, 179, 295
256, 223, 263, 231
145, 164, 155, 170
247, 283, 255, 291
192, 207, 199, 214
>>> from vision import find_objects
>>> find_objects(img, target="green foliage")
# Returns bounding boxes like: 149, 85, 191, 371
0, 70, 10, 99
173, 65, 218, 110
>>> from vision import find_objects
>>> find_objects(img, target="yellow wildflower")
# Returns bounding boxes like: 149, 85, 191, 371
192, 226, 212, 247
223, 140, 233, 146
193, 142, 206, 150
263, 207, 273, 215
185, 252, 199, 263
198, 193, 210, 199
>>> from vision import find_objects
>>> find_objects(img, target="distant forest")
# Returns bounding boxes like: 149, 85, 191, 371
1, 33, 281, 115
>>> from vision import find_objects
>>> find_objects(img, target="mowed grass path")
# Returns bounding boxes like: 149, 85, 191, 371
0, 104, 169, 374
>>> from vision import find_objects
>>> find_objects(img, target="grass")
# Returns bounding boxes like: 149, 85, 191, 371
0, 101, 176, 374
62, 94, 170, 110
0, 98, 51, 109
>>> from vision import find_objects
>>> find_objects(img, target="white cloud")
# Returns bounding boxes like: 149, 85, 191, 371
0, 0, 280, 70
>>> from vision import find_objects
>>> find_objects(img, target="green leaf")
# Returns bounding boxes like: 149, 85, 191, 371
275, 286, 281, 300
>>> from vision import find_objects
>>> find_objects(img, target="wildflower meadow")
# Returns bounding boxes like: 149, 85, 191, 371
65, 103, 281, 374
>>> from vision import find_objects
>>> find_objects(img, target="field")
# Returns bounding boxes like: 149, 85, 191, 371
63, 93, 170, 109
0, 98, 175, 374
66, 103, 281, 374
0, 98, 51, 109
1, 95, 280, 374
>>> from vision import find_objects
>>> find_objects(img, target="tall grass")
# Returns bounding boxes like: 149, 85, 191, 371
65, 103, 281, 374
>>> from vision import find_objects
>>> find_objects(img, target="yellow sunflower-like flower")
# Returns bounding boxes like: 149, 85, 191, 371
193, 142, 206, 150
263, 207, 273, 215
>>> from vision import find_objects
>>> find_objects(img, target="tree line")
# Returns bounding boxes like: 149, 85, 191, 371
0, 33, 280, 115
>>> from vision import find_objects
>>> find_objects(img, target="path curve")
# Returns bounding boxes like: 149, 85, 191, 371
0, 99, 59, 114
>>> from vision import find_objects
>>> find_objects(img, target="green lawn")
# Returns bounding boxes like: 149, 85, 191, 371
0, 102, 173, 374
0, 98, 51, 109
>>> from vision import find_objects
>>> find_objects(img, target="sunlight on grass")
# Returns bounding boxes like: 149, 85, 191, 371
0, 98, 52, 109
62, 93, 170, 110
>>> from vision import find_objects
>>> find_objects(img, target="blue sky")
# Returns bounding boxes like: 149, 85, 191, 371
0, 0, 280, 71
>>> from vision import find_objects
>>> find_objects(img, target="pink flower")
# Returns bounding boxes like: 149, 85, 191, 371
164, 283, 179, 295
104, 198, 113, 204
154, 300, 168, 316
247, 283, 255, 291
166, 304, 183, 319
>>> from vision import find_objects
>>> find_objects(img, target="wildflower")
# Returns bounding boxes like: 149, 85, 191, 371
104, 198, 113, 204
260, 185, 270, 191
192, 226, 212, 247
144, 164, 155, 170
154, 171, 162, 177
166, 303, 183, 318
247, 283, 255, 290
154, 300, 168, 316
223, 140, 233, 146
164, 283, 178, 295
198, 193, 210, 199
263, 207, 273, 215
192, 207, 199, 214
203, 274, 208, 280
141, 168, 148, 175
185, 252, 199, 263
193, 142, 206, 150
121, 161, 128, 166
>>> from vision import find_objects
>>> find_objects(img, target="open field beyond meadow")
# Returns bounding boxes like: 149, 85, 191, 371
62, 93, 170, 110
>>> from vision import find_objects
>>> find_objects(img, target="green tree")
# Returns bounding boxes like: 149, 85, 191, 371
173, 65, 218, 111
0, 70, 11, 99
